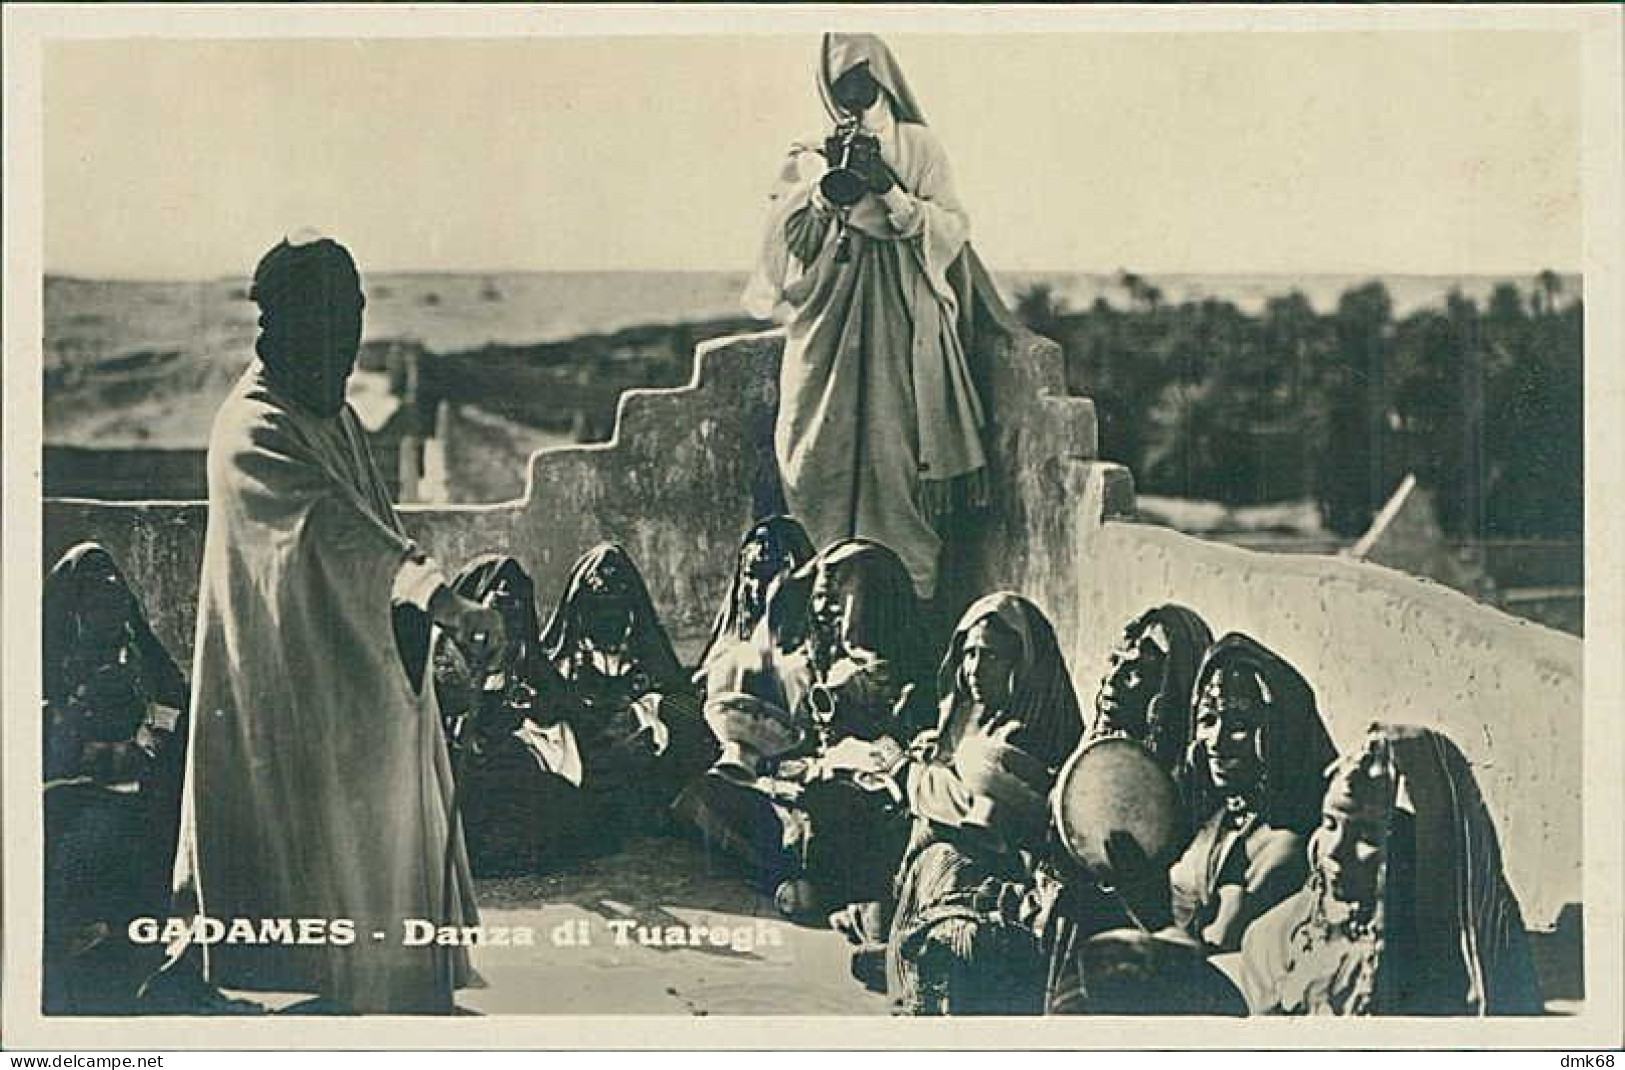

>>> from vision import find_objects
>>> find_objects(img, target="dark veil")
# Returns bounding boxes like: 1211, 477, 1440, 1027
43, 543, 186, 712
693, 516, 815, 675
1381, 725, 1543, 1015
538, 543, 686, 691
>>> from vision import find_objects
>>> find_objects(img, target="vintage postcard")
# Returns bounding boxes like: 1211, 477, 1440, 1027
3, 2, 1621, 1051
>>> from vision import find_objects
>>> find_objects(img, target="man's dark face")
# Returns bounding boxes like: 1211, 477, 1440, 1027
831, 62, 881, 117
322, 288, 365, 402
1095, 625, 1170, 733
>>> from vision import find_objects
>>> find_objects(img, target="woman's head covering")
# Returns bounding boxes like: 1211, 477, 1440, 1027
694, 516, 816, 678
248, 232, 365, 419
42, 543, 186, 710
538, 542, 686, 690
436, 554, 589, 733
1184, 633, 1337, 835
936, 592, 1085, 773
818, 33, 926, 126
1090, 604, 1214, 775
447, 553, 540, 648
765, 538, 926, 681
1275, 724, 1544, 1016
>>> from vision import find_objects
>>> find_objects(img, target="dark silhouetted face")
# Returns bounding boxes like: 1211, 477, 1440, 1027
485, 574, 531, 672
74, 558, 130, 648
831, 62, 881, 117
808, 562, 849, 651
736, 536, 796, 635
578, 555, 638, 653
1095, 624, 1170, 733
1193, 665, 1267, 794
961, 616, 1022, 713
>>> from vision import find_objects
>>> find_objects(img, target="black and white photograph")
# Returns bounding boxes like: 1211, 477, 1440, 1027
3, 3, 1622, 1051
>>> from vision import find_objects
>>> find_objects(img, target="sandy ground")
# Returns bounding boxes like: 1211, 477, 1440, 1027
226, 833, 1582, 1017
460, 836, 889, 1016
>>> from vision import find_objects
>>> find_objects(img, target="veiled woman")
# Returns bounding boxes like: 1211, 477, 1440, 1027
832, 591, 1084, 980
432, 555, 599, 876
1039, 603, 1212, 1009
760, 539, 932, 918
42, 544, 189, 1013
894, 592, 1086, 831
885, 728, 1051, 1016
691, 516, 815, 698
538, 543, 716, 835
1163, 634, 1336, 952
1237, 724, 1543, 1016
743, 33, 989, 601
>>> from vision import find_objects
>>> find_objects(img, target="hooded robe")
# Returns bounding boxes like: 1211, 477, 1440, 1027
537, 543, 716, 830
1239, 724, 1543, 1016
744, 33, 988, 600
904, 592, 1086, 830
171, 361, 477, 1014
43, 544, 191, 1013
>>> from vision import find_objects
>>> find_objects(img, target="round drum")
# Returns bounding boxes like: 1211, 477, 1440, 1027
1052, 735, 1182, 874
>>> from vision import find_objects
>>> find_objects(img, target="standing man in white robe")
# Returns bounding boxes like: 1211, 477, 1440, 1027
159, 233, 504, 1014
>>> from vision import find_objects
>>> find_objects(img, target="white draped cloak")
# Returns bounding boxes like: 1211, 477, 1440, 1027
171, 365, 477, 1013
745, 117, 987, 600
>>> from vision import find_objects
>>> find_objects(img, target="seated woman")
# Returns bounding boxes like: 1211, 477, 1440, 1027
757, 539, 932, 919
885, 727, 1050, 1015
1048, 632, 1336, 1014
831, 591, 1083, 979
1164, 634, 1336, 953
672, 656, 805, 891
1237, 724, 1543, 1016
894, 592, 1087, 817
1039, 604, 1212, 1007
42, 543, 190, 1014
691, 515, 815, 698
537, 543, 717, 837
432, 554, 601, 877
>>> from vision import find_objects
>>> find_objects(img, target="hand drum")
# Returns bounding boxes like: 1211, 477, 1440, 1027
1053, 736, 1182, 875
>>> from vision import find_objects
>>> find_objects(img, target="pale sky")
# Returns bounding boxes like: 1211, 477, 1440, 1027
44, 31, 1581, 279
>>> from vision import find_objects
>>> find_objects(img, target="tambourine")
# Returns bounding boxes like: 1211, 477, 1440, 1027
1052, 734, 1182, 874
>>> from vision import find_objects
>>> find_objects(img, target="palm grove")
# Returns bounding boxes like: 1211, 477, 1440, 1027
1014, 271, 1583, 543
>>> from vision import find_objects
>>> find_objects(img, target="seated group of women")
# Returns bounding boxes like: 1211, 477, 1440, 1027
423, 516, 1546, 1018
40, 523, 1546, 1019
